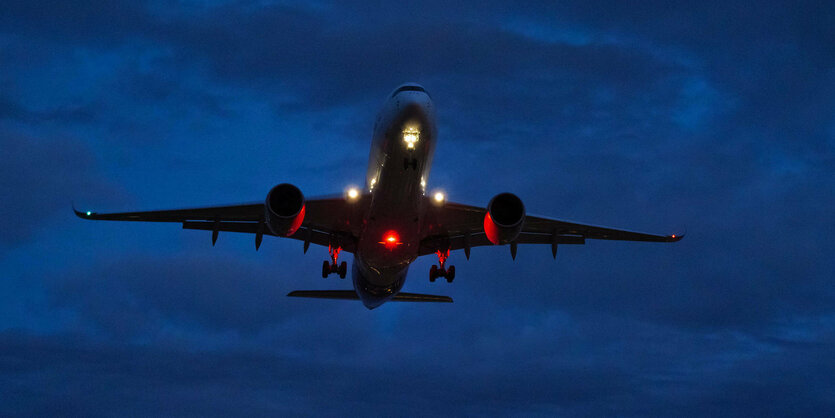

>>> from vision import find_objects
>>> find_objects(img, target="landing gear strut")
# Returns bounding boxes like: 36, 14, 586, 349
429, 249, 455, 283
322, 244, 347, 279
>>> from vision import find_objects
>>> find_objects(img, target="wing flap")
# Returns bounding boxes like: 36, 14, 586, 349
523, 214, 683, 242
75, 204, 264, 222
419, 231, 586, 255
75, 194, 370, 252
420, 198, 682, 254
181, 222, 352, 252
182, 220, 263, 234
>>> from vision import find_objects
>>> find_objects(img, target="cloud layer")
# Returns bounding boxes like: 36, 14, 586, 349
1, 0, 834, 415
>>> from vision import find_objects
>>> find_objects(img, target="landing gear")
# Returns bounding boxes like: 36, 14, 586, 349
322, 244, 347, 279
429, 249, 455, 283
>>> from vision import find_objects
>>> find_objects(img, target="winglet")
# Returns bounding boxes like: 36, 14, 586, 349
668, 226, 686, 242
72, 202, 94, 219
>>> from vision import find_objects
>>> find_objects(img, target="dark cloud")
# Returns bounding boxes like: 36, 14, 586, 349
2, 319, 835, 416
0, 129, 116, 248
0, 95, 99, 125
1, 0, 834, 415
0, 0, 150, 45
49, 252, 328, 337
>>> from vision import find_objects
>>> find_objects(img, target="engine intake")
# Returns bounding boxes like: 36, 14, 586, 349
265, 183, 305, 236
484, 193, 525, 245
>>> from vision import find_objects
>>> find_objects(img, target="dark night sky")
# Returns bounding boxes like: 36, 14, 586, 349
2, 0, 834, 415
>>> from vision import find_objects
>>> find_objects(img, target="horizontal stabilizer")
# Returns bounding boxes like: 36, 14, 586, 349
287, 290, 452, 303
393, 292, 453, 303
287, 290, 359, 300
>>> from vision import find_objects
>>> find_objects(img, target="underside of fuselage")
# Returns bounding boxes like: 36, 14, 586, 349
351, 82, 436, 309
351, 261, 409, 309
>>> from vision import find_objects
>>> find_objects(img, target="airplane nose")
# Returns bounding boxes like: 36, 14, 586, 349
390, 83, 430, 98
401, 99, 427, 114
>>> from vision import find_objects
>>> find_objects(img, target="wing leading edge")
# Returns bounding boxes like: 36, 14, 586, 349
420, 200, 682, 256
74, 195, 368, 252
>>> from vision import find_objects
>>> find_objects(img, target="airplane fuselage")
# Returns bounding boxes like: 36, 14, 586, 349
352, 84, 437, 308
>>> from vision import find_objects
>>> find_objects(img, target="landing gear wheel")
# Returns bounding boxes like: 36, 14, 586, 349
322, 244, 342, 278
431, 249, 451, 283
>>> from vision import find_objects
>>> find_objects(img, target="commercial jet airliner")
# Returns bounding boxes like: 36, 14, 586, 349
76, 83, 682, 309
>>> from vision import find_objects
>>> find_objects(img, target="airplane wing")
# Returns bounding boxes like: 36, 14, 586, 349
74, 195, 368, 252
419, 200, 682, 257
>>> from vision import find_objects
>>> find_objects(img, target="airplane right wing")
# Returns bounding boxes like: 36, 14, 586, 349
419, 200, 682, 257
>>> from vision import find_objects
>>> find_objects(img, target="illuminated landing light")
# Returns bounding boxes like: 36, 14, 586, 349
346, 187, 359, 200
433, 191, 445, 203
370, 178, 377, 191
378, 230, 402, 250
403, 126, 420, 149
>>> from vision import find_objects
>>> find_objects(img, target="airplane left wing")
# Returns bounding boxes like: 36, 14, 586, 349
419, 200, 682, 257
75, 195, 368, 252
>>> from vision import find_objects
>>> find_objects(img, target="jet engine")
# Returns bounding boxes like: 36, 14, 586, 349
265, 183, 305, 236
483, 192, 525, 245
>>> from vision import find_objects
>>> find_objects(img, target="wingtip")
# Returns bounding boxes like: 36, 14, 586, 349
72, 202, 93, 219
668, 226, 687, 242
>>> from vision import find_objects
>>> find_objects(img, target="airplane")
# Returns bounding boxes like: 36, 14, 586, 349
75, 83, 683, 309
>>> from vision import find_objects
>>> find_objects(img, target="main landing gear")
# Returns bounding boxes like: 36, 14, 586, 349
429, 249, 455, 283
322, 244, 347, 279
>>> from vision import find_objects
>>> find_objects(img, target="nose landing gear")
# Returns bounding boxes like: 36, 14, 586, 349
322, 244, 347, 279
429, 249, 455, 283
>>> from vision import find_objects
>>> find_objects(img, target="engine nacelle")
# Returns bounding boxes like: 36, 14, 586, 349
483, 193, 525, 245
265, 183, 305, 236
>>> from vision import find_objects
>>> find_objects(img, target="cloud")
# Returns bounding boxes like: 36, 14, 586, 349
0, 129, 116, 248
49, 252, 326, 338
1, 0, 835, 414
3, 316, 835, 416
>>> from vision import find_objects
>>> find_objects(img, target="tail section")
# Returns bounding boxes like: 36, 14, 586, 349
287, 290, 452, 303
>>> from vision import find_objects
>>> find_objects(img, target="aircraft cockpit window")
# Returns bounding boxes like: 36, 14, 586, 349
391, 85, 428, 98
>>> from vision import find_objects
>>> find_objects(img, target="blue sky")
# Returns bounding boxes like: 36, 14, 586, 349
1, 0, 834, 415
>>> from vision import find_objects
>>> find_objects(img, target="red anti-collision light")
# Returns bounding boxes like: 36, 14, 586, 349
379, 231, 401, 250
